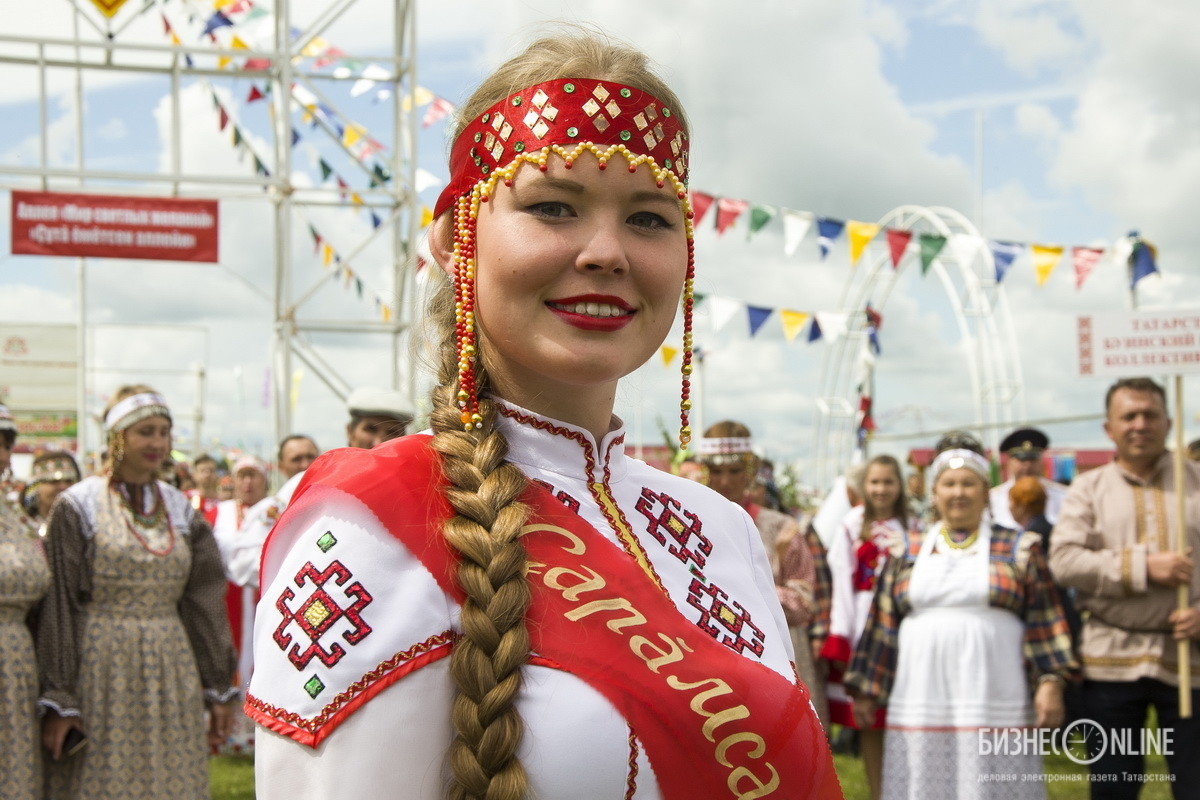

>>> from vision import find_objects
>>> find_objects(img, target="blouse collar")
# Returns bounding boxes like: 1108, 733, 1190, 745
493, 399, 629, 484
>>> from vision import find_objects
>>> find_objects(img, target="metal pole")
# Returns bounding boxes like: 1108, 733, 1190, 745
73, 7, 88, 469
194, 363, 206, 459
974, 108, 985, 233
1174, 375, 1192, 717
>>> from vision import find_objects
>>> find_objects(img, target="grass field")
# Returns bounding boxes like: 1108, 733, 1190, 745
211, 750, 1176, 799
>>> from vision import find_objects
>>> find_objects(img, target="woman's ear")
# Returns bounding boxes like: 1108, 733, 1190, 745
427, 212, 456, 279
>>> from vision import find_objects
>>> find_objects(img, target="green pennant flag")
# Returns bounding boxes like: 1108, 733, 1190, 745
254, 156, 269, 176
692, 292, 707, 308
747, 204, 776, 238
319, 159, 333, 181
373, 164, 391, 184
232, 126, 243, 147
355, 277, 363, 298
918, 233, 947, 275
308, 224, 320, 243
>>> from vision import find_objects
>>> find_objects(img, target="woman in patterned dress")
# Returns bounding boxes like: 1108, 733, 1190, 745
0, 404, 53, 800
37, 385, 238, 800
844, 447, 1077, 800
823, 454, 914, 800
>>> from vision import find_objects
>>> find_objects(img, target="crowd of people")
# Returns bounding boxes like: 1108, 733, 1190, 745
2, 27, 1199, 800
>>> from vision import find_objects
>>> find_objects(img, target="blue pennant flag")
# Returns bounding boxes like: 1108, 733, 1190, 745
990, 240, 1023, 283
370, 212, 382, 229
291, 127, 300, 146
201, 11, 233, 38
1129, 232, 1159, 288
807, 317, 823, 343
747, 306, 773, 337
816, 217, 845, 260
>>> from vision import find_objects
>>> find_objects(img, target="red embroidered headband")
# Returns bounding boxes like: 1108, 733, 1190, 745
439, 77, 697, 448
434, 77, 690, 216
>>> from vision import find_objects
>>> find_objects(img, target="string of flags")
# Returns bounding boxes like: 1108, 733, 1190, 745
685, 190, 1159, 291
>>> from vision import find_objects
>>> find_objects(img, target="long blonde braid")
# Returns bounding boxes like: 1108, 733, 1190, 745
425, 29, 691, 800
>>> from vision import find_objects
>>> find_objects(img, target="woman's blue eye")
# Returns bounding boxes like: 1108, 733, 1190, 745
629, 211, 671, 229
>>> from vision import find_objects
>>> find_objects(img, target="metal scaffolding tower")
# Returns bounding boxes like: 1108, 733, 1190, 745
0, 0, 420, 457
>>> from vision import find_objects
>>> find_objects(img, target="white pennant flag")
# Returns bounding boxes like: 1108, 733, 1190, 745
1107, 236, 1134, 271
708, 296, 743, 333
415, 168, 443, 194
815, 312, 849, 342
350, 64, 392, 98
949, 233, 981, 266
782, 209, 814, 257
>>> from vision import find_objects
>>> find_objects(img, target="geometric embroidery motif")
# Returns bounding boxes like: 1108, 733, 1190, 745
686, 578, 766, 657
634, 487, 712, 568
273, 559, 373, 670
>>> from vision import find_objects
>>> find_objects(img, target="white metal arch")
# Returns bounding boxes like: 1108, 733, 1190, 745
812, 204, 1026, 488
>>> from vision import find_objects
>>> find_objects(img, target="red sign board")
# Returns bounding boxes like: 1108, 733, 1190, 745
10, 190, 219, 262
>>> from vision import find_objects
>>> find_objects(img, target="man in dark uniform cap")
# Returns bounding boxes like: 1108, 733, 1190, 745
989, 426, 1068, 528
345, 387, 413, 449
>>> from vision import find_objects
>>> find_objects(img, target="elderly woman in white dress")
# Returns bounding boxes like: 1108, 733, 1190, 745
844, 447, 1077, 800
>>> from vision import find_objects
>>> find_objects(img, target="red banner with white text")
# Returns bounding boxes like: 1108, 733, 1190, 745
10, 190, 219, 262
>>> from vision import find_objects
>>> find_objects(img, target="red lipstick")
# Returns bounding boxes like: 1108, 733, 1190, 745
546, 294, 635, 332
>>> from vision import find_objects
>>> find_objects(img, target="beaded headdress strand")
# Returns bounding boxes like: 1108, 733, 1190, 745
434, 78, 696, 447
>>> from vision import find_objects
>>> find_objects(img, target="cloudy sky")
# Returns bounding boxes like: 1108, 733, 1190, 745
1, 0, 1197, 484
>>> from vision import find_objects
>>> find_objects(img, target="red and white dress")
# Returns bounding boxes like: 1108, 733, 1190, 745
247, 401, 841, 800
822, 506, 910, 728
213, 499, 259, 752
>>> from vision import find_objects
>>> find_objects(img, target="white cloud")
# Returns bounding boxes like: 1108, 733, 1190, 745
973, 0, 1086, 77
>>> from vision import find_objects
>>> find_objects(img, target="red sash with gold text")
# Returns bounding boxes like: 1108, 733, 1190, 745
265, 435, 842, 800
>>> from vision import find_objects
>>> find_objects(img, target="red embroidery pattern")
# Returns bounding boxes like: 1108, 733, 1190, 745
634, 487, 712, 568
625, 725, 640, 800
274, 560, 374, 669
498, 406, 666, 591
248, 631, 456, 733
686, 579, 766, 657
530, 478, 581, 513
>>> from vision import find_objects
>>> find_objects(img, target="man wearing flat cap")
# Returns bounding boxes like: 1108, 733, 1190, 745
990, 426, 1068, 530
345, 387, 413, 449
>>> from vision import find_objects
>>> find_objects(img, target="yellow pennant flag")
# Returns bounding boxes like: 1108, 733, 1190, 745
230, 36, 249, 51
322, 243, 334, 267
217, 55, 232, 70
400, 86, 435, 112
660, 345, 679, 367
290, 368, 304, 413
779, 309, 810, 342
1031, 244, 1064, 287
343, 126, 362, 148
420, 206, 434, 228
90, 0, 131, 18
846, 221, 881, 266
301, 36, 330, 58
350, 193, 363, 209
382, 304, 393, 322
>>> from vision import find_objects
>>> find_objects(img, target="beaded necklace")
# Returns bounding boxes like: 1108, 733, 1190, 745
939, 522, 980, 551
115, 481, 175, 557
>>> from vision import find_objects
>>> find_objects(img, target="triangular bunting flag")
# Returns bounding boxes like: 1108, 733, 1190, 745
747, 203, 776, 238
689, 191, 715, 227
201, 10, 233, 37
715, 197, 750, 236
782, 210, 814, 257
950, 233, 981, 266
247, 85, 265, 102
218, 107, 229, 131
989, 240, 1023, 283
230, 36, 249, 51
708, 296, 742, 333
917, 233, 946, 275
816, 217, 845, 260
422, 96, 456, 128
846, 221, 880, 266
291, 127, 300, 146
780, 310, 810, 343
1031, 244, 1064, 287
232, 126, 243, 147
661, 345, 679, 367
322, 243, 334, 267
318, 159, 333, 181
807, 316, 823, 343
1072, 246, 1104, 290
815, 312, 849, 342
747, 306, 773, 337
382, 305, 393, 322
886, 229, 913, 269
1129, 234, 1158, 288
370, 212, 382, 229
421, 206, 434, 228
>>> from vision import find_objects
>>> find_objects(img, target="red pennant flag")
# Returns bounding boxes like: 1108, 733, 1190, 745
714, 198, 750, 236
1072, 246, 1104, 289
162, 13, 172, 34
689, 191, 715, 227
885, 229, 912, 269
247, 85, 265, 103
335, 176, 348, 200
243, 58, 272, 71
314, 47, 346, 68
422, 96, 456, 128
218, 106, 229, 131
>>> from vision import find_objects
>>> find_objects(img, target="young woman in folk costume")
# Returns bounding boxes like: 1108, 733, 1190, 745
37, 385, 238, 800
248, 32, 841, 800
821, 454, 913, 800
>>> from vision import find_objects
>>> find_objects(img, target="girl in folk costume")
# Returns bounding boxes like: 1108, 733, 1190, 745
843, 448, 1077, 800
37, 385, 238, 800
248, 32, 841, 800
822, 455, 913, 800
0, 405, 52, 800
213, 455, 270, 753
698, 420, 828, 729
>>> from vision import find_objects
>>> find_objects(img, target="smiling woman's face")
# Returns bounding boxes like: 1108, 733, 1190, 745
933, 466, 989, 530
468, 151, 688, 406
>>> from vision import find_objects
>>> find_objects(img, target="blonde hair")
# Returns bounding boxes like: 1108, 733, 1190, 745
429, 30, 686, 800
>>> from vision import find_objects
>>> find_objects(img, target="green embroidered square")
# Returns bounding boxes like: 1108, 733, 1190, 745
316, 531, 337, 552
